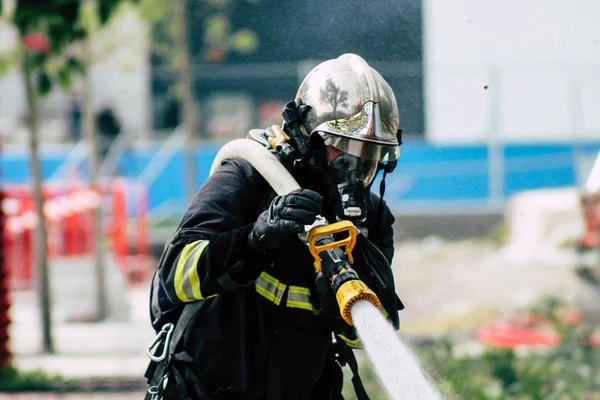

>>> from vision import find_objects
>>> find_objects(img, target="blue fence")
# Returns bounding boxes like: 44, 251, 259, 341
3, 141, 599, 215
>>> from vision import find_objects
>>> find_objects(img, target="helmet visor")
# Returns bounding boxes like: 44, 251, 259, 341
320, 131, 400, 163
328, 148, 379, 186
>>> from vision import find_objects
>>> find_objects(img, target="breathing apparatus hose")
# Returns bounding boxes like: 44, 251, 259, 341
209, 138, 381, 325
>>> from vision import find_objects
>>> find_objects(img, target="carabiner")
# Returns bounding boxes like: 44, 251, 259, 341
147, 372, 169, 400
148, 384, 160, 397
146, 323, 175, 363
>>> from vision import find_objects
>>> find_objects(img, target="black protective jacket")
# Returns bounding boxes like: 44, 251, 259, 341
150, 157, 402, 400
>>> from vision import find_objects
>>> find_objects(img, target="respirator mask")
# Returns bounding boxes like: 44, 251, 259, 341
321, 129, 398, 223
327, 148, 378, 223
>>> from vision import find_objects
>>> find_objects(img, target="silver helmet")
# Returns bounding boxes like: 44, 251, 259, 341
292, 54, 401, 222
296, 53, 401, 168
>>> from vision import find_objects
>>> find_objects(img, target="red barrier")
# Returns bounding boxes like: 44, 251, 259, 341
3, 179, 153, 291
4, 187, 34, 290
132, 181, 152, 283
591, 329, 600, 347
136, 182, 150, 259
0, 185, 13, 368
45, 186, 63, 258
110, 179, 129, 270
476, 310, 600, 349
477, 322, 561, 349
107, 179, 153, 285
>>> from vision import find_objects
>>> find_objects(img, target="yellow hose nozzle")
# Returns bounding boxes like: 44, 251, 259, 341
307, 220, 357, 273
335, 279, 381, 326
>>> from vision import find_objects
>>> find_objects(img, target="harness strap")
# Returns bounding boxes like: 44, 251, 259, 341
337, 341, 370, 400
146, 300, 207, 399
167, 301, 202, 363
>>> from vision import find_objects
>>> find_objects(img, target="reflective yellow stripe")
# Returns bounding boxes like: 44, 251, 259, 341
174, 240, 210, 303
286, 286, 314, 311
381, 307, 389, 319
188, 241, 207, 300
254, 273, 317, 311
337, 334, 364, 349
255, 272, 286, 306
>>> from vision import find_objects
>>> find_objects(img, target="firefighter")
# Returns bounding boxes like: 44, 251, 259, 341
145, 54, 404, 400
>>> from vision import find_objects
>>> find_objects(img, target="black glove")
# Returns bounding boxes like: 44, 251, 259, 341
249, 188, 322, 251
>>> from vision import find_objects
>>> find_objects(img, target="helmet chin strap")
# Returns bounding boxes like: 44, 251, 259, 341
377, 169, 388, 223
373, 154, 398, 223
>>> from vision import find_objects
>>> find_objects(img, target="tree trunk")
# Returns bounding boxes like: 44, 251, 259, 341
83, 38, 109, 321
174, 0, 198, 204
23, 61, 54, 354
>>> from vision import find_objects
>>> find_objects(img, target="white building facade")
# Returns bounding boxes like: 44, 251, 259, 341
423, 0, 600, 143
0, 4, 150, 144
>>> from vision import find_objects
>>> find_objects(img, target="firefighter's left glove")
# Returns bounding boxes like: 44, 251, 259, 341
249, 188, 322, 251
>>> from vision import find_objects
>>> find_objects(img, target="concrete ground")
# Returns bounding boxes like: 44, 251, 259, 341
9, 287, 154, 380
7, 274, 152, 399
395, 238, 600, 336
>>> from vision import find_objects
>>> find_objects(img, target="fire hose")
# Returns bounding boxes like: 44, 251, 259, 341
209, 137, 381, 325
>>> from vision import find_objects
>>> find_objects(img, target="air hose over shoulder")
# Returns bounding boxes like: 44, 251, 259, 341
209, 137, 381, 325
209, 137, 299, 195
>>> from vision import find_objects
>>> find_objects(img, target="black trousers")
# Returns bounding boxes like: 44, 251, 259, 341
151, 327, 344, 400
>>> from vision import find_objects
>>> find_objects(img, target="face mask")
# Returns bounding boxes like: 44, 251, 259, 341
328, 150, 378, 223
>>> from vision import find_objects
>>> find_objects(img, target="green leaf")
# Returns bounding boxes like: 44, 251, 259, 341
0, 59, 13, 76
36, 71, 52, 96
137, 0, 172, 23
79, 0, 101, 34
27, 52, 47, 70
57, 66, 72, 90
0, 366, 59, 391
204, 14, 230, 46
67, 57, 85, 74
0, 49, 24, 76
230, 29, 258, 54
98, 0, 122, 25
206, 0, 231, 8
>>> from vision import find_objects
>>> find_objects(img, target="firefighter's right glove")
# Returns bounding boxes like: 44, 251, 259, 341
249, 188, 322, 251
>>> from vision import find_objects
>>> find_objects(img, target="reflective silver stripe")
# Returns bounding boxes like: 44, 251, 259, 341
286, 286, 314, 311
255, 272, 286, 306
174, 240, 210, 302
255, 273, 315, 311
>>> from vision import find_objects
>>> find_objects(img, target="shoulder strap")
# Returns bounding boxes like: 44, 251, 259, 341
146, 300, 204, 388
167, 300, 203, 363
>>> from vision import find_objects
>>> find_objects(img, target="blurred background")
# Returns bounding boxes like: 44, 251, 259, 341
1, 0, 600, 398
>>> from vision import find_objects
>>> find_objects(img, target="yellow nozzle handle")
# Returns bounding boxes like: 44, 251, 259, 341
336, 279, 381, 326
307, 220, 357, 273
